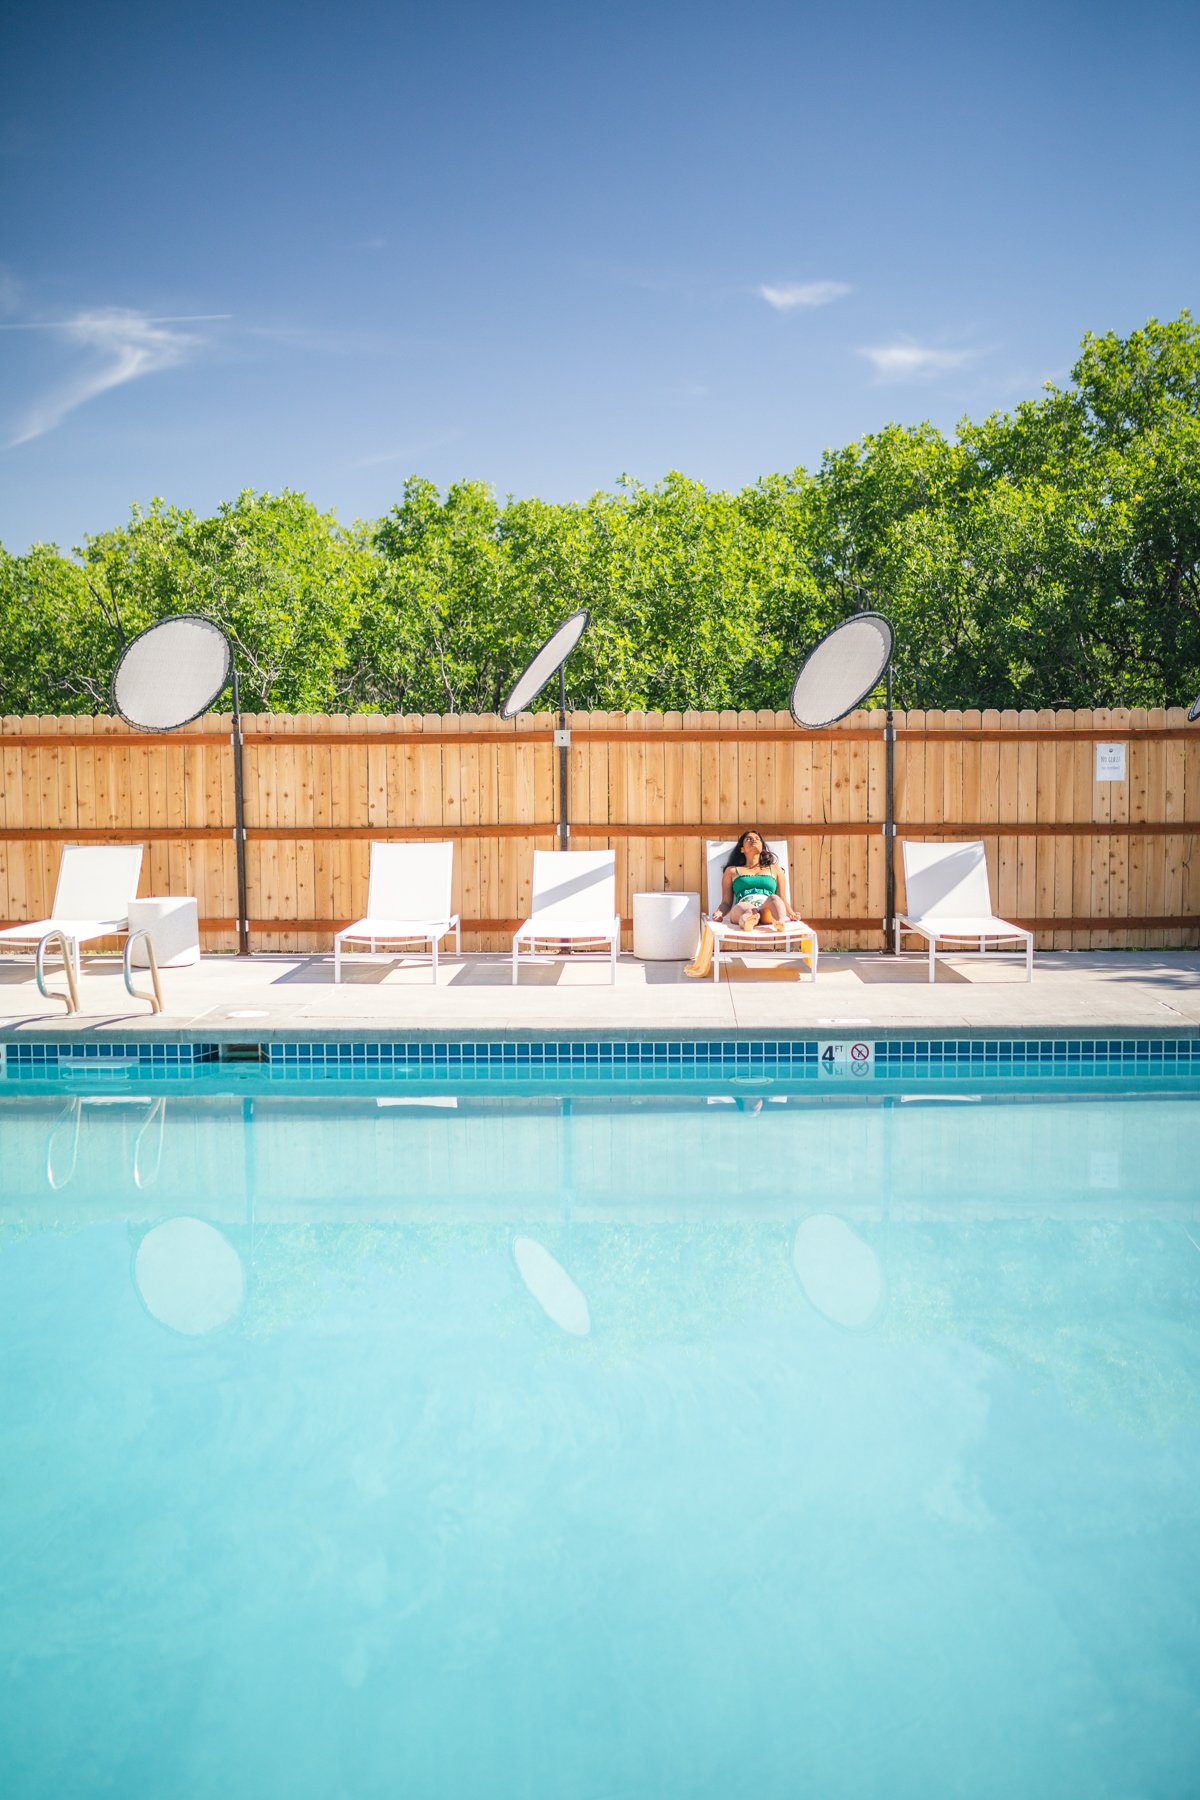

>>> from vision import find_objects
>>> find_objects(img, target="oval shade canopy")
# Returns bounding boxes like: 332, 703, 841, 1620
1190, 692, 1200, 724
501, 609, 590, 718
789, 612, 894, 729
112, 614, 233, 732
134, 1216, 246, 1335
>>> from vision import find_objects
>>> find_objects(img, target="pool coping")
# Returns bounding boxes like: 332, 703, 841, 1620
3, 1021, 1200, 1045
5, 948, 1200, 1042
6, 1024, 1200, 1049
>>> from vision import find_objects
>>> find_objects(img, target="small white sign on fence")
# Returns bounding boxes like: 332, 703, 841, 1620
817, 1040, 876, 1079
1094, 742, 1126, 781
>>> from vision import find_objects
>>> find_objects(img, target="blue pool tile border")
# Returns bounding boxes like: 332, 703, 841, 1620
3, 1034, 1200, 1082
2, 1040, 212, 1068
259, 1037, 1200, 1080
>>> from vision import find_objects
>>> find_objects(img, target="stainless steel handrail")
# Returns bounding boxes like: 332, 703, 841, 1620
35, 930, 81, 1013
123, 930, 164, 1014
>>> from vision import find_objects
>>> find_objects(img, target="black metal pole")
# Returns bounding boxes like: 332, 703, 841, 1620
884, 663, 895, 952
230, 669, 250, 954
557, 664, 570, 850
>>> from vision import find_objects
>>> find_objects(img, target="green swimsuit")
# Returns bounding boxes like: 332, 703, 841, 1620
731, 870, 777, 902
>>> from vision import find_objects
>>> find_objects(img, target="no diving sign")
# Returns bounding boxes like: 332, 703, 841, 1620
817, 1040, 876, 1078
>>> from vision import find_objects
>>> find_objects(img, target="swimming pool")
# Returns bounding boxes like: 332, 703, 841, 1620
2, 1040, 1199, 1799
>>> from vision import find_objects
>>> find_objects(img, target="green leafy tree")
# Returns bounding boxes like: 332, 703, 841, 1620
366, 479, 511, 712
2, 313, 1197, 715
0, 545, 112, 712
79, 491, 376, 710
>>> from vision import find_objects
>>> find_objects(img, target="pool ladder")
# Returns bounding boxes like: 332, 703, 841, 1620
34, 931, 80, 1014
34, 927, 164, 1016
122, 930, 164, 1015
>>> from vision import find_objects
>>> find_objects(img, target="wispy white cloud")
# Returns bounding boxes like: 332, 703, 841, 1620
354, 235, 388, 252
1, 308, 228, 447
581, 259, 851, 313
858, 339, 979, 382
1, 299, 407, 448
758, 280, 851, 311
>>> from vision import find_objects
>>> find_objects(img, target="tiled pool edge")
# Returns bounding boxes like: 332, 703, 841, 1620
4, 1029, 1200, 1083
3, 1021, 1200, 1045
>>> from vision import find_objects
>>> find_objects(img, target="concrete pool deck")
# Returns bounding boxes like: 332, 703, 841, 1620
1, 947, 1199, 1039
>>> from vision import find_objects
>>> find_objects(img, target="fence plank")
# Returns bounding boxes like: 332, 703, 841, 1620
1144, 709, 1167, 949
477, 713, 501, 952
1033, 708, 1056, 951
810, 713, 833, 939
829, 711, 851, 949
623, 711, 649, 940
865, 711, 885, 946
1050, 711, 1074, 950
677, 711, 701, 901
646, 712, 667, 899
1107, 708, 1131, 941
1088, 708, 1111, 947
1165, 706, 1187, 945
847, 711, 870, 949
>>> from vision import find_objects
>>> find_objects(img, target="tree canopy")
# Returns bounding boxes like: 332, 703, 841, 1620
3, 313, 1198, 715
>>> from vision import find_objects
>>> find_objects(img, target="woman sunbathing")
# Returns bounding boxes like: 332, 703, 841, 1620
710, 830, 802, 931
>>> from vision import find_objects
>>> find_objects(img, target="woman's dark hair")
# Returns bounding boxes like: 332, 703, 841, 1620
724, 829, 776, 870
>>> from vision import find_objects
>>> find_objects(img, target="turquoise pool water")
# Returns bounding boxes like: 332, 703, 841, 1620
2, 1072, 1199, 1798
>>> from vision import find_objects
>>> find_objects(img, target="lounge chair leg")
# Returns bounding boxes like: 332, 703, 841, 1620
929, 939, 936, 983
431, 938, 438, 985
335, 939, 341, 983
512, 943, 519, 985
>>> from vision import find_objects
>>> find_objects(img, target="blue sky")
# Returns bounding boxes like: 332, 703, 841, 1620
2, 0, 1198, 552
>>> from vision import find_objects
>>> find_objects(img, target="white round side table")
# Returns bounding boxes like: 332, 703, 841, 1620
632, 891, 700, 961
127, 896, 201, 967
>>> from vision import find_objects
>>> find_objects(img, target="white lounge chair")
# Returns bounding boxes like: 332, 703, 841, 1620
0, 844, 144, 979
705, 839, 818, 982
512, 850, 620, 984
896, 840, 1032, 982
334, 842, 461, 984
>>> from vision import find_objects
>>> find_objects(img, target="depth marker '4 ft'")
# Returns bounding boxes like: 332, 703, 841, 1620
817, 1040, 876, 1078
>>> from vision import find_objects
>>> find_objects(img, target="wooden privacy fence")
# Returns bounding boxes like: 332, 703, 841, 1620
1, 708, 1198, 953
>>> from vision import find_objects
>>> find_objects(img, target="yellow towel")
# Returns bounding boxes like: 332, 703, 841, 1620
684, 922, 715, 978
684, 917, 792, 977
